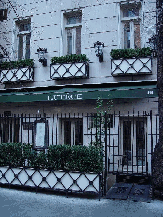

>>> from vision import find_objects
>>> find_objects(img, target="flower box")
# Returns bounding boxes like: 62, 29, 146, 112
111, 57, 152, 76
0, 166, 101, 196
50, 62, 89, 79
0, 67, 34, 83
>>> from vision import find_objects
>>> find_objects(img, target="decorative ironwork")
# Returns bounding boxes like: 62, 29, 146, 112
0, 111, 159, 196
0, 67, 34, 83
50, 62, 89, 79
111, 57, 152, 76
0, 166, 101, 198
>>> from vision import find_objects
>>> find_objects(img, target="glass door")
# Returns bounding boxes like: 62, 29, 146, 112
120, 118, 146, 171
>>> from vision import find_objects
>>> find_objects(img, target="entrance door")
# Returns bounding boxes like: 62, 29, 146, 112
120, 118, 146, 171
62, 118, 83, 146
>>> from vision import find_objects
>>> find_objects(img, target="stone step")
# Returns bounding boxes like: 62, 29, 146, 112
106, 183, 151, 202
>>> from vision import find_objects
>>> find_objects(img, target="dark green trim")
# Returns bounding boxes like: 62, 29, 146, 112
0, 85, 158, 103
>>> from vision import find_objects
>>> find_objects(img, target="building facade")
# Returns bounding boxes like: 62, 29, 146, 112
0, 0, 158, 179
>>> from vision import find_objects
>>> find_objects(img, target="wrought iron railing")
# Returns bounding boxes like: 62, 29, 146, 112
0, 111, 159, 195
0, 166, 101, 199
111, 57, 152, 76
0, 67, 34, 83
50, 62, 89, 79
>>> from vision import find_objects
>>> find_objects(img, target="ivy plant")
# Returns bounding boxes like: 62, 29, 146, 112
110, 47, 152, 59
51, 54, 89, 64
0, 59, 34, 70
90, 97, 113, 148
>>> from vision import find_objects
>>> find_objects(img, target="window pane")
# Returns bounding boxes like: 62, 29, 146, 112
136, 121, 145, 166
18, 35, 23, 60
134, 22, 141, 48
75, 119, 83, 146
64, 121, 71, 145
67, 29, 72, 54
19, 22, 31, 32
67, 15, 82, 25
76, 27, 81, 55
0, 9, 7, 21
25, 34, 30, 59
123, 121, 131, 166
123, 8, 139, 17
124, 23, 130, 49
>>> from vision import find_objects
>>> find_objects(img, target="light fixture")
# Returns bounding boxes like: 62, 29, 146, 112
94, 41, 104, 62
149, 35, 157, 57
0, 53, 3, 63
37, 48, 47, 66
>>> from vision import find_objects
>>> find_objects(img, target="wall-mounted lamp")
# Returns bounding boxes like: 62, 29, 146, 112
0, 53, 3, 63
94, 41, 104, 62
37, 48, 47, 66
149, 35, 157, 57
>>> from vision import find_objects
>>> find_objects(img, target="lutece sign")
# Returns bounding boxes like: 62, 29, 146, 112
48, 93, 83, 101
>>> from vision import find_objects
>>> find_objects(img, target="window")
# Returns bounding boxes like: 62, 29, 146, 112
60, 118, 83, 146
0, 118, 20, 143
121, 118, 146, 167
64, 11, 82, 55
0, 9, 7, 21
16, 19, 31, 59
121, 4, 141, 49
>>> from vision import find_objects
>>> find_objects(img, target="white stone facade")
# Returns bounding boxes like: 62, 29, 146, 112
0, 0, 158, 176
0, 0, 157, 88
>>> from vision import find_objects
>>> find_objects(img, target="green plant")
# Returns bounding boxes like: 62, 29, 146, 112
51, 54, 89, 64
0, 143, 32, 167
0, 59, 34, 70
0, 143, 103, 173
110, 47, 152, 59
29, 150, 47, 169
91, 97, 113, 148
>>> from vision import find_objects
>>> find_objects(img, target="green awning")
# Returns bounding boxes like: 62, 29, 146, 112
0, 85, 158, 103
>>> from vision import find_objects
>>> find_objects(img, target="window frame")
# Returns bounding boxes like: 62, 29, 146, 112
59, 118, 83, 146
63, 11, 82, 55
120, 3, 141, 49
120, 117, 147, 168
16, 18, 31, 60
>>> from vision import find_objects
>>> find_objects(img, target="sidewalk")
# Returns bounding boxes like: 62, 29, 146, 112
0, 187, 163, 217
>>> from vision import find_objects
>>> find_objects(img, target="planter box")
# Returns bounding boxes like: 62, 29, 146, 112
0, 67, 34, 83
50, 62, 89, 79
111, 57, 152, 76
0, 166, 101, 195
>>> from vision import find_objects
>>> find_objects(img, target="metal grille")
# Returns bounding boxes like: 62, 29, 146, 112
50, 62, 89, 79
0, 67, 34, 83
0, 166, 101, 198
111, 57, 152, 76
0, 111, 159, 196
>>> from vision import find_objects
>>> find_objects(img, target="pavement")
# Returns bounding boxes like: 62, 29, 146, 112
0, 187, 163, 217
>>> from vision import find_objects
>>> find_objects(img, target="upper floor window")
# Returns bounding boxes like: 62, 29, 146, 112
64, 11, 82, 55
16, 19, 31, 60
0, 9, 7, 21
121, 4, 141, 49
